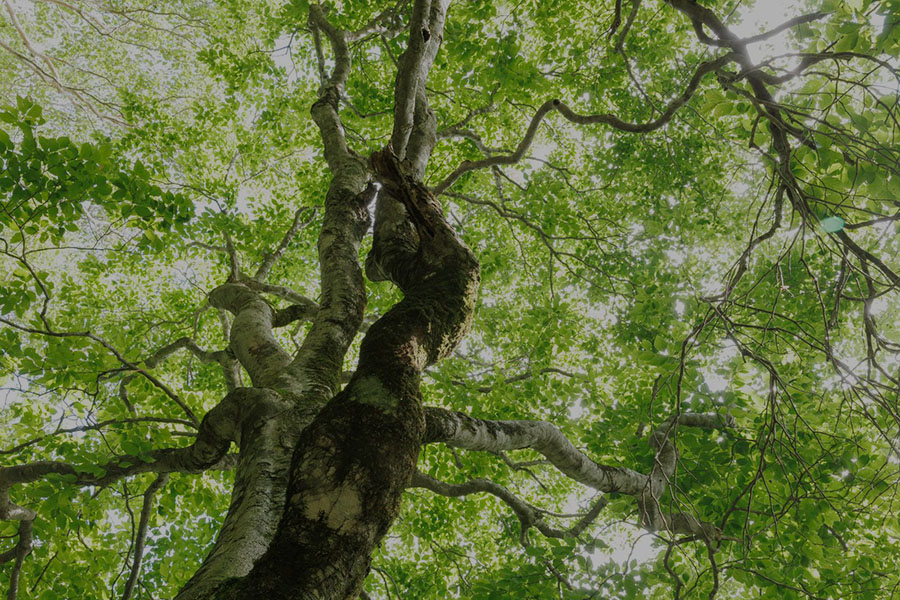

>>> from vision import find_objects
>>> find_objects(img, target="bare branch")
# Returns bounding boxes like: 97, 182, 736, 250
35, 0, 106, 32
737, 11, 828, 45
143, 337, 221, 368
665, 0, 900, 290
410, 471, 608, 543
243, 279, 319, 308
308, 4, 351, 92
138, 335, 242, 392
121, 474, 168, 600
424, 407, 731, 539
424, 407, 649, 495
389, 0, 433, 155
403, 0, 450, 177
272, 303, 319, 328
308, 3, 359, 169
253, 207, 317, 282
642, 413, 735, 535
437, 126, 508, 155
223, 234, 243, 282
286, 182, 376, 401
207, 284, 293, 388
285, 10, 375, 403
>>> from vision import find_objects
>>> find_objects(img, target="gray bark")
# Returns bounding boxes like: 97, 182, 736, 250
424, 407, 730, 539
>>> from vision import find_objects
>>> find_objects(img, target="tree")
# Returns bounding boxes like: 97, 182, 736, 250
1, 0, 898, 596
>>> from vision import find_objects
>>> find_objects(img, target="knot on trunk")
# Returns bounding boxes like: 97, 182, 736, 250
366, 146, 474, 292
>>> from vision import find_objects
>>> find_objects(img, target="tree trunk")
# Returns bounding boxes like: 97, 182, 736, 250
215, 149, 479, 599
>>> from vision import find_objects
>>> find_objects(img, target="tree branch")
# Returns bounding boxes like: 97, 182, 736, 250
424, 407, 649, 495
1, 519, 32, 600
432, 52, 735, 195
389, 0, 433, 156
0, 0, 127, 126
738, 11, 828, 45
272, 303, 319, 328
286, 181, 375, 402
449, 366, 577, 394
143, 337, 224, 368
0, 317, 199, 426
423, 407, 732, 539
402, 0, 449, 177
0, 416, 197, 457
664, 0, 900, 289
279, 6, 376, 403
121, 474, 168, 600
253, 206, 316, 282
410, 471, 608, 544
139, 335, 242, 392
243, 279, 319, 310
614, 0, 641, 52
346, 0, 409, 43
0, 388, 262, 522
207, 284, 293, 388
307, 3, 357, 170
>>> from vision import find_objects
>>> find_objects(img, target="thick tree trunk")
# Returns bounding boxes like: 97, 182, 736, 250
214, 149, 479, 599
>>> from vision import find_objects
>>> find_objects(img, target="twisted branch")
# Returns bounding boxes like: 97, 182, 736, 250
432, 53, 735, 195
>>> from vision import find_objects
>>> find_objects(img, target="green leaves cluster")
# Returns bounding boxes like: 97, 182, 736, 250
1, 96, 192, 248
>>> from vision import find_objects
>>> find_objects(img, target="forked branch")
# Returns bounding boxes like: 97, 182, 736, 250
411, 471, 608, 544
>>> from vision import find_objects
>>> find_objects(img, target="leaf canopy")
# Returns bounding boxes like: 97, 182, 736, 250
1, 0, 899, 597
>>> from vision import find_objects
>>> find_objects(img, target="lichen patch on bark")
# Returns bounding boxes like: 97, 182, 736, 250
300, 482, 364, 533
351, 375, 400, 411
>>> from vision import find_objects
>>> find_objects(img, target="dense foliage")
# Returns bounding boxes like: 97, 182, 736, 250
1, 0, 899, 597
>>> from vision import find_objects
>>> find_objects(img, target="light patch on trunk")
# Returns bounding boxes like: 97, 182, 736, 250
352, 375, 399, 411
299, 483, 363, 533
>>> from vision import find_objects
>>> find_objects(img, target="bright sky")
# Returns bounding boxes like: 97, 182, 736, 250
732, 0, 805, 62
